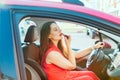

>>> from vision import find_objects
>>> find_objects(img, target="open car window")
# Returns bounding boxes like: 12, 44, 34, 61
19, 16, 118, 54
19, 17, 98, 50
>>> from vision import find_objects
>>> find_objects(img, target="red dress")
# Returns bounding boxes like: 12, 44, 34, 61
42, 44, 100, 80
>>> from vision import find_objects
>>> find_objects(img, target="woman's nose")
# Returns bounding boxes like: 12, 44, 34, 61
59, 29, 62, 32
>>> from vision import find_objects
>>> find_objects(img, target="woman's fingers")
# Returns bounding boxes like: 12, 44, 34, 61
64, 35, 71, 46
94, 42, 105, 49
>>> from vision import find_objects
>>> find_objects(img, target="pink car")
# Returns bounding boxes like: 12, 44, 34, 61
0, 0, 120, 80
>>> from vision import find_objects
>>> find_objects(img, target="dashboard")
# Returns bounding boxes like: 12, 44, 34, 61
107, 50, 120, 78
112, 52, 120, 68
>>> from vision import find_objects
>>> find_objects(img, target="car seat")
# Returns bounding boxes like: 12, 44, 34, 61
22, 25, 48, 80
25, 58, 48, 80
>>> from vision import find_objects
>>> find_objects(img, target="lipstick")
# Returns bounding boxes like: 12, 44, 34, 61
63, 34, 69, 39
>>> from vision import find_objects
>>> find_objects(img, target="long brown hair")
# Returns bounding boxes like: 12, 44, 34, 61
39, 21, 67, 64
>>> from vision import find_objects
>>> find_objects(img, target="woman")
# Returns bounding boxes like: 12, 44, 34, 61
39, 21, 104, 80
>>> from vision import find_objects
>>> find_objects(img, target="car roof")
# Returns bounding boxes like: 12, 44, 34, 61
0, 0, 120, 25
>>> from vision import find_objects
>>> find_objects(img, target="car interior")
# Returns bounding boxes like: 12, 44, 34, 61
19, 17, 120, 80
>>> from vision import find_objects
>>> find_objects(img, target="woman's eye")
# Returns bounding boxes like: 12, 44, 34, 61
55, 29, 57, 31
54, 28, 58, 31
53, 27, 60, 31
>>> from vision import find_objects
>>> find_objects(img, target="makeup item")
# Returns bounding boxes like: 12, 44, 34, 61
63, 34, 69, 39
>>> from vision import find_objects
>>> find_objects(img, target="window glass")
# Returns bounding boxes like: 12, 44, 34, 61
19, 17, 118, 52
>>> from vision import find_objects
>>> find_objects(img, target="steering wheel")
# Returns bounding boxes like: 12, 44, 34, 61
86, 48, 104, 68
86, 41, 112, 80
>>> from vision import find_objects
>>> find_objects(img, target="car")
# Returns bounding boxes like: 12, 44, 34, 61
0, 0, 120, 80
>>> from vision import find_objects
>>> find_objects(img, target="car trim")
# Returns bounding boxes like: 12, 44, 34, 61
1, 0, 120, 25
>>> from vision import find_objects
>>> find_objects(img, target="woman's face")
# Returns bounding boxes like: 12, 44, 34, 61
48, 23, 62, 41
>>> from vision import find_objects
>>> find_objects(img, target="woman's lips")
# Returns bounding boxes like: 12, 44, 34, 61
59, 33, 69, 38
60, 33, 63, 36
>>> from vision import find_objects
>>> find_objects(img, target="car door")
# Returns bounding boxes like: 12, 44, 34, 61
1, 1, 120, 80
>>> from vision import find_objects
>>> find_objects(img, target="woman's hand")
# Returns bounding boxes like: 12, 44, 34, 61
64, 35, 76, 67
64, 35, 71, 47
92, 42, 105, 50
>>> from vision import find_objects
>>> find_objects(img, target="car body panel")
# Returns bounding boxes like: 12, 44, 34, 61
0, 9, 17, 79
1, 4, 120, 36
1, 0, 120, 25
0, 0, 120, 80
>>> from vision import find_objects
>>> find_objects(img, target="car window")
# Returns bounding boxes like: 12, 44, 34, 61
19, 17, 99, 51
19, 16, 119, 51
19, 17, 89, 50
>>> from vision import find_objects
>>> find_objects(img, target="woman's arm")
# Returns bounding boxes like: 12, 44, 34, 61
64, 36, 76, 68
75, 47, 93, 59
46, 51, 76, 70
75, 42, 104, 59
67, 45, 76, 69
46, 35, 76, 70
